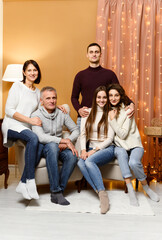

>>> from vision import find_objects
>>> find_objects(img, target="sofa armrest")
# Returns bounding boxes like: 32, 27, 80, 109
15, 139, 26, 147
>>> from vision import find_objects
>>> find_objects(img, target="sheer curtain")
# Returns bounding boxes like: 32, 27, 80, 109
96, 0, 162, 167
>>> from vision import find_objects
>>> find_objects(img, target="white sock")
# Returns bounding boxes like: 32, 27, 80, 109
127, 183, 139, 206
142, 184, 160, 202
16, 181, 31, 200
26, 179, 39, 200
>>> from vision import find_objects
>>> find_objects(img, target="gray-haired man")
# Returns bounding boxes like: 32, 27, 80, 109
32, 86, 79, 205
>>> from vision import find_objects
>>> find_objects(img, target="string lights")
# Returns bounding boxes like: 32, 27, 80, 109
96, 0, 162, 167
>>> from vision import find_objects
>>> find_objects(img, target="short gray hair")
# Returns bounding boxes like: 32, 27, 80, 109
40, 86, 57, 99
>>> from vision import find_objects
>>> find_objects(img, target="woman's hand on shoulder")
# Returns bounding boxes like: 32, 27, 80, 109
30, 117, 42, 126
57, 105, 67, 114
109, 109, 117, 120
80, 149, 88, 160
125, 103, 135, 118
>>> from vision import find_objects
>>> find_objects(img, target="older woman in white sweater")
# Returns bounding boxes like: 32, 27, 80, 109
77, 86, 115, 214
2, 60, 43, 200
107, 84, 160, 206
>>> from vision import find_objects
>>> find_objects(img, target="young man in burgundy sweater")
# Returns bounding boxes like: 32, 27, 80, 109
71, 43, 134, 127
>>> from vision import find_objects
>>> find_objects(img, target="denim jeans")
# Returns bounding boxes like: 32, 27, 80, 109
41, 142, 78, 193
77, 145, 115, 192
7, 129, 43, 182
114, 146, 146, 181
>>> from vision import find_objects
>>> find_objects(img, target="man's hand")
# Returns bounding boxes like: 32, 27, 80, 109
78, 107, 89, 118
30, 117, 42, 126
61, 138, 78, 157
80, 150, 88, 160
58, 143, 67, 152
66, 141, 78, 157
109, 109, 117, 120
125, 103, 135, 118
57, 105, 67, 114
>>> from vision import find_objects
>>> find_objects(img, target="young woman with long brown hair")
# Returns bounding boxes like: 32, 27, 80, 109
77, 86, 115, 214
107, 84, 160, 206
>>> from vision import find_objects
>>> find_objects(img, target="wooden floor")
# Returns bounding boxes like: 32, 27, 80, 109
0, 166, 162, 240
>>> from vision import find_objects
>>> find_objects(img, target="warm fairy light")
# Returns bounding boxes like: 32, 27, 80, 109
146, 6, 151, 12
97, 1, 161, 169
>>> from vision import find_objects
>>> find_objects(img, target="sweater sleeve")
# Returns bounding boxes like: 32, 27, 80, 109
5, 82, 21, 117
71, 73, 81, 112
109, 110, 132, 139
63, 114, 79, 143
96, 123, 115, 150
80, 116, 88, 151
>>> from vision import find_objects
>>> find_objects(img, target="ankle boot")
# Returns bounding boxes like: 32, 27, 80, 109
98, 190, 109, 214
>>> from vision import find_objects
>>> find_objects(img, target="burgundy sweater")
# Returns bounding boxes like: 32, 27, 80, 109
71, 66, 119, 114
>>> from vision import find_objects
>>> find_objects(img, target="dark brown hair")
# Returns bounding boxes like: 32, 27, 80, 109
87, 43, 101, 53
85, 86, 108, 140
107, 84, 130, 117
22, 60, 41, 84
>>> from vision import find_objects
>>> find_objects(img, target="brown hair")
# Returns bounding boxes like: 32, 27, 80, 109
85, 86, 108, 140
107, 84, 130, 117
22, 60, 41, 84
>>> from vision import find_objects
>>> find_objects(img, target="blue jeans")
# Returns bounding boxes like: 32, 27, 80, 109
114, 146, 146, 181
77, 145, 115, 192
41, 142, 78, 193
7, 129, 43, 182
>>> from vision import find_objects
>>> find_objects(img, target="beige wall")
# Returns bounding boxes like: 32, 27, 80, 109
2, 0, 98, 163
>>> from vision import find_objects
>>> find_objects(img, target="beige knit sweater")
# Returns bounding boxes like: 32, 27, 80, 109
80, 106, 114, 151
109, 104, 143, 150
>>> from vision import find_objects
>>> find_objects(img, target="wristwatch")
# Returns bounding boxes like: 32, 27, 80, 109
93, 147, 99, 152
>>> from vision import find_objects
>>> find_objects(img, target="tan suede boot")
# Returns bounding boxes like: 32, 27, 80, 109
98, 190, 109, 214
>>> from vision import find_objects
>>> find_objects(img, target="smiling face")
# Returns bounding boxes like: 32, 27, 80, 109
23, 63, 38, 83
108, 89, 121, 106
86, 45, 101, 66
96, 90, 107, 108
40, 90, 57, 113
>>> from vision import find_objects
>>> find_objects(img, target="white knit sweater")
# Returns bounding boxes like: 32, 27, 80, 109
2, 82, 40, 147
80, 106, 114, 151
109, 104, 143, 150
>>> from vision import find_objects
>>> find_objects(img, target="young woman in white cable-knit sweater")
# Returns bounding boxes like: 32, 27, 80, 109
77, 86, 115, 214
107, 84, 160, 206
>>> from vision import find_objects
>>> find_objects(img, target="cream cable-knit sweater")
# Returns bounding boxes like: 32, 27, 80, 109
80, 106, 114, 151
109, 104, 143, 150
2, 81, 40, 147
